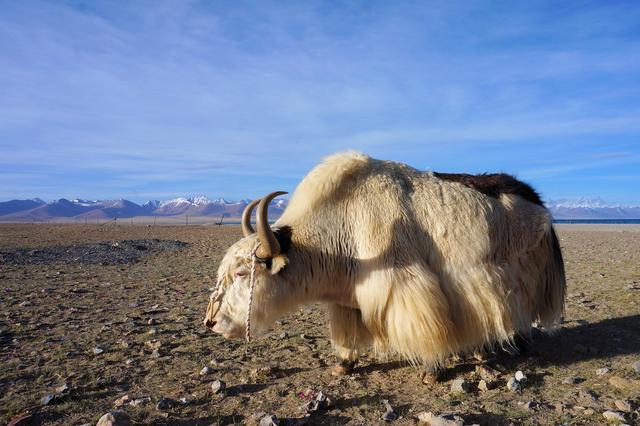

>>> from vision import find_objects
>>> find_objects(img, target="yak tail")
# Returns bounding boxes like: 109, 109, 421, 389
535, 225, 566, 328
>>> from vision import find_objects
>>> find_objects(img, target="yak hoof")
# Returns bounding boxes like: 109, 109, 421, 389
331, 360, 356, 376
420, 369, 444, 385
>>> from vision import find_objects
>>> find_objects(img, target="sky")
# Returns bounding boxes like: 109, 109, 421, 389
1, 1, 639, 205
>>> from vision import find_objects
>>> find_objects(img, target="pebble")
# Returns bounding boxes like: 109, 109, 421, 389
450, 378, 471, 394
632, 360, 640, 373
156, 397, 175, 410
614, 400, 632, 412
200, 366, 213, 375
381, 399, 397, 421
113, 394, 131, 408
211, 380, 226, 394
148, 328, 157, 335
506, 377, 520, 392
302, 391, 332, 413
129, 397, 151, 407
583, 408, 595, 416
279, 331, 288, 339
96, 410, 131, 426
520, 400, 537, 411
417, 411, 464, 426
147, 318, 156, 325
477, 379, 489, 392
92, 347, 105, 355
577, 389, 598, 403
475, 365, 500, 381
602, 410, 626, 423
596, 367, 611, 376
259, 414, 280, 426
562, 376, 581, 385
515, 370, 526, 382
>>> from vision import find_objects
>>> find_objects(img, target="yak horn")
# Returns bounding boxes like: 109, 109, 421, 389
241, 199, 261, 237
256, 191, 288, 259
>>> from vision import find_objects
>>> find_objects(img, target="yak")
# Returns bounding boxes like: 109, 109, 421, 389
204, 152, 565, 381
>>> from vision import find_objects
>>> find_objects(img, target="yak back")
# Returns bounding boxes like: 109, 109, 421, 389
433, 172, 543, 207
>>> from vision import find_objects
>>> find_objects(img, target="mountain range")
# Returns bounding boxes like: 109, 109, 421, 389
0, 197, 287, 222
0, 196, 638, 222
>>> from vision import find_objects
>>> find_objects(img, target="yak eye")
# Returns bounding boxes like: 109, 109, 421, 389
235, 270, 248, 278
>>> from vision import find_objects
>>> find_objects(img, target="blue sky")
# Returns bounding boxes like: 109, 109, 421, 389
1, 1, 639, 204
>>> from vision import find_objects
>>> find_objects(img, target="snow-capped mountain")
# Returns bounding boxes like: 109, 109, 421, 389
1, 194, 637, 221
546, 198, 640, 219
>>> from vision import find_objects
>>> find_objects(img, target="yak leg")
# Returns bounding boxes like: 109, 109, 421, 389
328, 304, 372, 376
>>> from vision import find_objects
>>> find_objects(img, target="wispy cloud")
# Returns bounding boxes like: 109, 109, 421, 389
1, 1, 639, 202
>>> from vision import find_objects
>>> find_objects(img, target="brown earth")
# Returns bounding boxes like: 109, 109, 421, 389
0, 224, 639, 425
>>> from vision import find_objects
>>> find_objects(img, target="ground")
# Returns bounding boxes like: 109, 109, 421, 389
0, 224, 639, 425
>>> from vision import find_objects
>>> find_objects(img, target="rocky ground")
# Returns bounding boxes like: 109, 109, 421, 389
0, 224, 639, 425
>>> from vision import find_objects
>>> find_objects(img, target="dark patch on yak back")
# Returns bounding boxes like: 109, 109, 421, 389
433, 172, 543, 206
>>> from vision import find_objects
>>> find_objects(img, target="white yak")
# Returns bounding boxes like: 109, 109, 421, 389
204, 152, 565, 380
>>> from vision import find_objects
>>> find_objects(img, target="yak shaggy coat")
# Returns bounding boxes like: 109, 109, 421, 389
210, 152, 566, 368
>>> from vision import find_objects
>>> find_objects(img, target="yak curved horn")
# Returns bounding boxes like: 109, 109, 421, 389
241, 199, 261, 237
256, 191, 288, 259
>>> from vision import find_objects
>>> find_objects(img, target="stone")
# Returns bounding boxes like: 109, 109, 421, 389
515, 370, 526, 382
614, 400, 632, 413
92, 347, 104, 355
632, 360, 640, 373
450, 378, 471, 394
596, 367, 611, 376
96, 410, 131, 426
259, 414, 279, 426
475, 365, 500, 381
602, 410, 626, 423
129, 397, 151, 407
577, 389, 598, 403
155, 397, 175, 410
381, 399, 397, 421
113, 394, 131, 408
477, 380, 489, 392
417, 411, 464, 426
147, 318, 156, 325
302, 391, 332, 413
211, 380, 226, 394
200, 366, 213, 375
562, 376, 581, 385
506, 377, 520, 392
150, 349, 161, 358
583, 408, 595, 416
279, 331, 288, 339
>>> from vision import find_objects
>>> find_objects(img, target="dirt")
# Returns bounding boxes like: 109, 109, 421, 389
0, 223, 639, 425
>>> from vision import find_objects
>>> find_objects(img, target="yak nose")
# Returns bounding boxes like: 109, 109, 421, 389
204, 318, 216, 328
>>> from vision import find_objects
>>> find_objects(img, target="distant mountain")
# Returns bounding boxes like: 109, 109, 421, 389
0, 198, 46, 216
546, 198, 640, 219
4, 195, 635, 222
0, 196, 289, 221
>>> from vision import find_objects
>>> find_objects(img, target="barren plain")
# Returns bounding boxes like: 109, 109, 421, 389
1, 224, 639, 425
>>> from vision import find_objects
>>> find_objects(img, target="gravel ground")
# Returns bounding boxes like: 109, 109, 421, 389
0, 223, 638, 425
0, 239, 188, 265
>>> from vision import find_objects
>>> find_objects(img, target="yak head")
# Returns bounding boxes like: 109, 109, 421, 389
204, 192, 290, 339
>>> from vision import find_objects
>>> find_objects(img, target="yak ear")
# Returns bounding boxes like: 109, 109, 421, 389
269, 254, 288, 275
